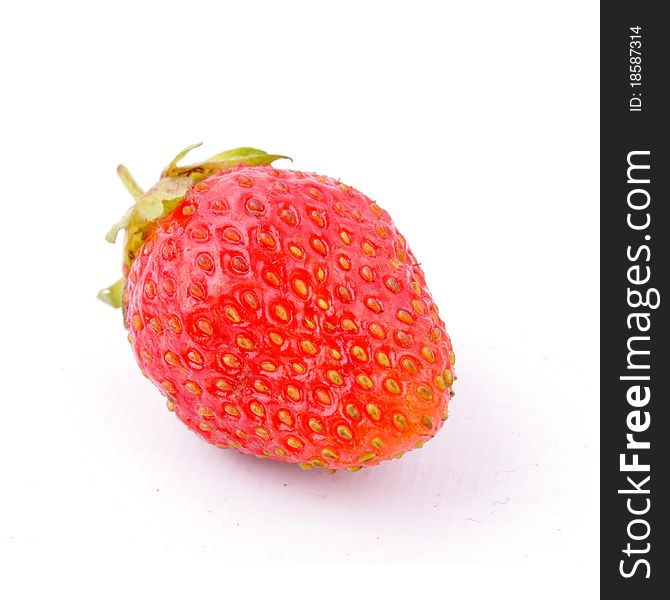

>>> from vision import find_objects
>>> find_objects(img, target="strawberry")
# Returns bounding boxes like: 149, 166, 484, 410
101, 144, 456, 471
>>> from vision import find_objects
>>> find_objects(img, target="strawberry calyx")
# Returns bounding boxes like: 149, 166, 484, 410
98, 144, 290, 309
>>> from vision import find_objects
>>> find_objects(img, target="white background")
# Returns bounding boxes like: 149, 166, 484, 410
0, 1, 599, 598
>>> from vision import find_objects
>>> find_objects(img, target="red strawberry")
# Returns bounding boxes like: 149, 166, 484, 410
101, 145, 456, 471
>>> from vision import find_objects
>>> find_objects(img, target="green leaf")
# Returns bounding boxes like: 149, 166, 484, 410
207, 147, 291, 166
206, 147, 269, 162
163, 142, 203, 175
105, 206, 134, 243
106, 176, 191, 244
97, 278, 125, 308
164, 144, 290, 181
116, 165, 144, 200
134, 176, 192, 221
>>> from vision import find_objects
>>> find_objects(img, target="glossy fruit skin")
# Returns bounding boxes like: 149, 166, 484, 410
124, 165, 455, 470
